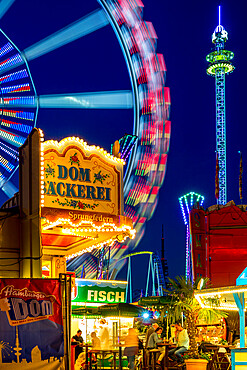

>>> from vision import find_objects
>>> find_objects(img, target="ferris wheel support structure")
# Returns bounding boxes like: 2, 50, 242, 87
0, 0, 171, 280
114, 251, 165, 303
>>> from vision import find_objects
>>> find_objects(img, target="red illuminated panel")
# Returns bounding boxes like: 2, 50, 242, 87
41, 234, 85, 248
190, 209, 206, 279
207, 204, 247, 287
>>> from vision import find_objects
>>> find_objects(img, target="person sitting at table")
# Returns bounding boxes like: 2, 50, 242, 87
72, 329, 84, 362
147, 326, 166, 365
89, 331, 101, 365
91, 331, 101, 350
168, 322, 189, 364
145, 322, 159, 349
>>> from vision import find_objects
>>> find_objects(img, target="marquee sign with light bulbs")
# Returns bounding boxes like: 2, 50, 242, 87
40, 136, 135, 258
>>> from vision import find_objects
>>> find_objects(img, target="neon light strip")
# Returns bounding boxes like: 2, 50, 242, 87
0, 170, 6, 182
0, 69, 28, 84
1, 119, 33, 134
179, 192, 205, 280
0, 96, 36, 106
0, 154, 14, 172
0, 128, 26, 147
0, 42, 14, 58
3, 109, 34, 121
0, 54, 23, 73
1, 83, 31, 94
0, 140, 19, 158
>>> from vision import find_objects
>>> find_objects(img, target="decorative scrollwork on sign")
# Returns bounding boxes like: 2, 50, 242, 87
106, 203, 116, 214
92, 160, 115, 186
55, 257, 66, 273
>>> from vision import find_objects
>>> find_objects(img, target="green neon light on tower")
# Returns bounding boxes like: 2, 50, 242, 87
206, 6, 234, 205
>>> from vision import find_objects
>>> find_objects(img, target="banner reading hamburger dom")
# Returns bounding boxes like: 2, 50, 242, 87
0, 278, 64, 369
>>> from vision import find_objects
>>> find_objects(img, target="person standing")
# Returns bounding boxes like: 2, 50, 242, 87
98, 319, 110, 350
72, 329, 84, 361
168, 322, 189, 364
123, 328, 139, 370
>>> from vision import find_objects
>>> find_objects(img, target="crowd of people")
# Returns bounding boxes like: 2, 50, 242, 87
72, 319, 189, 369
145, 321, 189, 366
72, 319, 109, 368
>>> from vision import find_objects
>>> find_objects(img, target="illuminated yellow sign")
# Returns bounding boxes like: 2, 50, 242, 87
40, 137, 135, 258
42, 137, 124, 215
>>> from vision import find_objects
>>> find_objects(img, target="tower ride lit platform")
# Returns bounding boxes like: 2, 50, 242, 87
206, 6, 234, 205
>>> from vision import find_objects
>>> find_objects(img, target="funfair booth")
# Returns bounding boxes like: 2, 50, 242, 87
0, 129, 136, 369
71, 278, 149, 342
39, 131, 135, 277
71, 278, 149, 369
195, 268, 247, 369
71, 278, 130, 344
190, 202, 247, 287
0, 128, 135, 279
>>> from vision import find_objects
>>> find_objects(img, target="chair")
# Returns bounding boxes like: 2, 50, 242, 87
148, 349, 160, 370
212, 351, 231, 370
167, 357, 186, 369
207, 346, 231, 370
167, 348, 187, 370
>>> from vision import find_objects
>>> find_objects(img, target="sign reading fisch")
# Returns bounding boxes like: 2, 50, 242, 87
72, 279, 127, 304
42, 138, 124, 215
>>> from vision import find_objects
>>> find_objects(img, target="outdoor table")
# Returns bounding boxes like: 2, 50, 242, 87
157, 342, 176, 370
88, 349, 100, 369
88, 348, 120, 370
82, 344, 92, 370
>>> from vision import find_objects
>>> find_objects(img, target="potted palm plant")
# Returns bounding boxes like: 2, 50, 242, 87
164, 276, 227, 370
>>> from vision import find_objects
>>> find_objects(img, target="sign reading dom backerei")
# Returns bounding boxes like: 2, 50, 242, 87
72, 279, 127, 304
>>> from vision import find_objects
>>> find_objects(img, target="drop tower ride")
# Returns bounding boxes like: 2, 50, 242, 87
206, 6, 234, 205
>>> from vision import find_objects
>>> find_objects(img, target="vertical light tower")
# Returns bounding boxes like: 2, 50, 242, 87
179, 192, 204, 281
206, 6, 235, 205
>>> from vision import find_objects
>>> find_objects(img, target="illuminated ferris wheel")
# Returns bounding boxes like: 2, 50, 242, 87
0, 0, 171, 277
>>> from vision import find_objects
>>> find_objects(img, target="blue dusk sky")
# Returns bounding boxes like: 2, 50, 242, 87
0, 0, 245, 291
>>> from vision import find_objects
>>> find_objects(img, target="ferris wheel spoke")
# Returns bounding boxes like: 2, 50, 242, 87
39, 91, 133, 109
0, 171, 18, 198
0, 0, 15, 19
24, 9, 109, 61
1, 178, 17, 197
